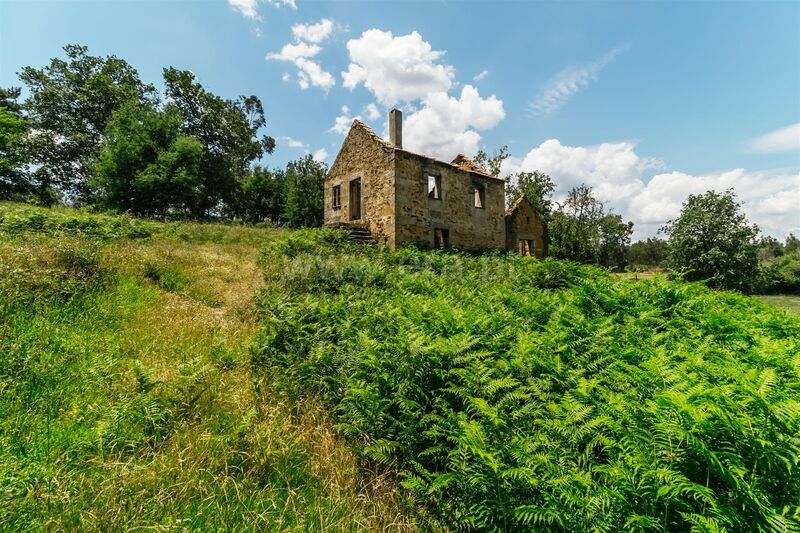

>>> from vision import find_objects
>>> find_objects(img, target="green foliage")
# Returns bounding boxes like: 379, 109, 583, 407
628, 238, 669, 268
18, 44, 157, 203
230, 165, 286, 223
162, 67, 275, 218
474, 145, 509, 178
550, 184, 633, 270
761, 253, 800, 294
255, 231, 800, 532
282, 154, 326, 228
506, 170, 555, 220
93, 102, 204, 216
0, 202, 154, 240
663, 189, 760, 293
0, 99, 29, 199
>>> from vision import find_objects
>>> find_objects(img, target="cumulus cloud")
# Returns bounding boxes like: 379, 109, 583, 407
292, 19, 334, 43
312, 148, 328, 162
364, 103, 381, 120
342, 29, 455, 106
473, 70, 489, 82
267, 0, 296, 9
329, 105, 361, 135
278, 136, 307, 149
228, 0, 259, 19
267, 21, 336, 91
528, 46, 625, 117
404, 85, 505, 161
746, 123, 800, 154
505, 138, 799, 240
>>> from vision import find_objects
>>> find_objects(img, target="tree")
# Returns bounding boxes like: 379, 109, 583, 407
506, 170, 555, 220
599, 213, 634, 271
92, 101, 202, 217
162, 67, 275, 218
549, 184, 605, 263
283, 155, 326, 227
628, 238, 669, 268
474, 145, 508, 178
548, 184, 634, 269
230, 166, 286, 224
661, 189, 759, 292
0, 87, 29, 199
785, 234, 800, 255
18, 44, 156, 203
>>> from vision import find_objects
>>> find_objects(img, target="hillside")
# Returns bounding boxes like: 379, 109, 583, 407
0, 203, 410, 531
2, 203, 799, 532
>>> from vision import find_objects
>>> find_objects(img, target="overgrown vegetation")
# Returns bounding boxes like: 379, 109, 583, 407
0, 203, 410, 531
255, 230, 800, 531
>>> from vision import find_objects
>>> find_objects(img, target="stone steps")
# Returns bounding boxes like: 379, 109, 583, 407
329, 223, 376, 244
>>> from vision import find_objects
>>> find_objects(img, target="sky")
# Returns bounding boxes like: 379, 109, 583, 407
1, 0, 798, 240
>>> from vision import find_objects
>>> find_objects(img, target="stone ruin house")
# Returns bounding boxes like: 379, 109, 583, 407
324, 109, 548, 257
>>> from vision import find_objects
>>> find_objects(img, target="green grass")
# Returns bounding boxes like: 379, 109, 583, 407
0, 203, 411, 531
759, 294, 800, 316
255, 230, 800, 532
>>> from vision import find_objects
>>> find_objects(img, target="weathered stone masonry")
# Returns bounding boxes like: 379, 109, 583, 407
324, 109, 547, 257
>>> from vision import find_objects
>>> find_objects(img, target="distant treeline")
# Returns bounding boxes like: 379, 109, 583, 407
0, 44, 323, 227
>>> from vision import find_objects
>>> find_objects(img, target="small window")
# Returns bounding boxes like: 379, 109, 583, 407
332, 185, 341, 209
428, 175, 442, 200
473, 182, 485, 208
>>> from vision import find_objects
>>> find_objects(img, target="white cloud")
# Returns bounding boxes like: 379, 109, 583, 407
228, 0, 259, 19
342, 29, 455, 106
473, 70, 489, 82
267, 41, 335, 91
267, 0, 297, 9
229, 0, 296, 19
746, 123, 800, 154
292, 19, 334, 43
505, 138, 799, 240
279, 136, 307, 149
312, 148, 328, 162
329, 105, 361, 135
364, 103, 381, 120
528, 46, 625, 117
404, 85, 505, 161
281, 72, 290, 82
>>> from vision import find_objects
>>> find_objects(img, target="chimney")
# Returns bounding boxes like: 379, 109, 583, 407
389, 108, 402, 148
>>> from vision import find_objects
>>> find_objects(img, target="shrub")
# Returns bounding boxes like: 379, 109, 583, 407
254, 229, 800, 532
761, 253, 800, 294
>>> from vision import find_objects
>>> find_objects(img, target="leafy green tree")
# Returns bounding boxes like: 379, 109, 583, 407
473, 144, 508, 178
230, 166, 286, 223
628, 238, 669, 268
549, 184, 633, 269
162, 68, 275, 218
785, 233, 800, 254
283, 154, 326, 228
599, 213, 633, 271
93, 102, 202, 217
506, 170, 555, 219
0, 88, 29, 199
662, 189, 759, 292
757, 235, 784, 262
18, 45, 156, 203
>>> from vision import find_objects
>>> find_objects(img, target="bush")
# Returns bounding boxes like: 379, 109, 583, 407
761, 253, 800, 294
253, 229, 800, 532
0, 203, 154, 240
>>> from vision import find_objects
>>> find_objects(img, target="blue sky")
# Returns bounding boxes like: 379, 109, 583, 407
2, 0, 798, 238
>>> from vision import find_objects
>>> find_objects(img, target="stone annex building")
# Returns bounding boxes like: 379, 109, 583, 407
324, 109, 548, 257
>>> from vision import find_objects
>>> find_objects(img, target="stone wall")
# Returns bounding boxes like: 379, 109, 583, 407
505, 197, 548, 258
393, 151, 506, 250
324, 122, 396, 247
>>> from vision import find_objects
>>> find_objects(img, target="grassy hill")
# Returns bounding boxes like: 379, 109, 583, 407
0, 203, 410, 531
2, 202, 799, 531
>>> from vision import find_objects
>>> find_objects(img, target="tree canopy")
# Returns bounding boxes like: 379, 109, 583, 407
662, 189, 760, 292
